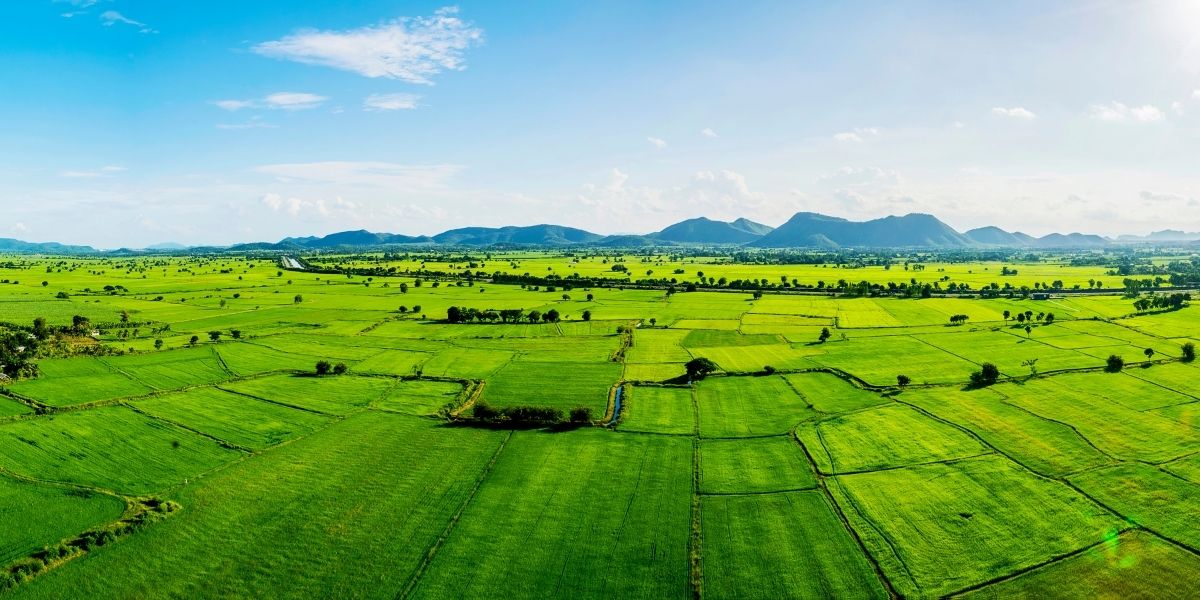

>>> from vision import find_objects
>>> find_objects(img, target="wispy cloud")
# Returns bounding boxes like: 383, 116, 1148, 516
99, 10, 155, 33
991, 106, 1036, 120
701, 128, 718, 138
1087, 101, 1164, 122
647, 137, 667, 149
251, 7, 483, 84
212, 92, 328, 112
363, 93, 421, 111
833, 127, 880, 143
55, 0, 98, 17
60, 165, 125, 178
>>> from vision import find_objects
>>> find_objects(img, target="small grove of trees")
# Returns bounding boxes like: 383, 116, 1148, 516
948, 314, 969, 326
447, 306, 561, 324
685, 357, 718, 380
1132, 293, 1190, 313
472, 401, 566, 425
315, 361, 349, 376
968, 362, 1000, 388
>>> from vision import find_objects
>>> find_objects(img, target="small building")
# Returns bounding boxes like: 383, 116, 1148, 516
1032, 292, 1050, 300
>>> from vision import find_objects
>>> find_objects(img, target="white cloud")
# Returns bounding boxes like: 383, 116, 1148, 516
363, 93, 421, 111
252, 7, 483, 84
701, 128, 718, 138
647, 137, 667, 149
99, 10, 154, 33
254, 161, 462, 191
953, 121, 966, 129
60, 165, 126, 178
1172, 101, 1185, 115
212, 92, 327, 112
264, 92, 328, 110
1087, 101, 1164, 122
260, 193, 360, 219
991, 106, 1036, 120
833, 127, 880, 143
1193, 90, 1200, 100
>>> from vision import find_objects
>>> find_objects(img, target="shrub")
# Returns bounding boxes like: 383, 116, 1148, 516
315, 360, 332, 375
472, 401, 499, 420
332, 362, 348, 375
1106, 354, 1124, 372
969, 362, 1000, 387
1183, 342, 1195, 363
897, 374, 911, 386
569, 406, 593, 423
762, 365, 776, 375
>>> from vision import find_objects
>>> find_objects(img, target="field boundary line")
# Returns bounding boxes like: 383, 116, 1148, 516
689, 436, 703, 600
214, 386, 338, 417
122, 402, 254, 453
793, 436, 900, 599
697, 486, 819, 497
942, 527, 1137, 598
399, 429, 513, 600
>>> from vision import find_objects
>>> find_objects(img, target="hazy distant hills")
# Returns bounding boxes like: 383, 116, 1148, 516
3, 212, 1194, 253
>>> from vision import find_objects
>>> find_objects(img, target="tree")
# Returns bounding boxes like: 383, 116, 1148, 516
399, 282, 409, 293
581, 310, 592, 321
188, 335, 199, 346
154, 339, 164, 350
649, 318, 657, 327
32, 317, 48, 339
1044, 313, 1055, 325
1106, 354, 1124, 373
293, 294, 303, 304
333, 362, 348, 375
969, 362, 1000, 387
447, 306, 464, 323
398, 305, 408, 313
685, 357, 718, 380
1144, 348, 1156, 361
208, 331, 221, 342
569, 406, 592, 423
763, 365, 777, 375
544, 309, 560, 322
527, 310, 542, 323
1025, 325, 1032, 337
818, 327, 832, 343
1184, 342, 1196, 363
1002, 310, 1011, 323
897, 374, 911, 386
230, 330, 242, 340
586, 293, 594, 301
315, 360, 332, 375
1022, 358, 1039, 377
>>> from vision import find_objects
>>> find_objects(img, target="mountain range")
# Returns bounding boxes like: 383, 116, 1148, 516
0, 213, 1192, 253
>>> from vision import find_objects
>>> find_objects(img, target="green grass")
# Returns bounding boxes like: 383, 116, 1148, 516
134, 387, 332, 449
103, 346, 232, 390
0, 398, 32, 418
482, 359, 619, 413
1069, 462, 1200, 549
219, 374, 396, 415
830, 455, 1123, 597
963, 531, 1200, 599
680, 329, 782, 348
899, 387, 1112, 477
783, 371, 886, 413
410, 429, 692, 598
619, 385, 694, 434
8, 357, 154, 407
0, 406, 241, 494
0, 477, 125, 564
9, 413, 507, 598
373, 379, 465, 416
696, 375, 817, 437
699, 437, 815, 494
701, 492, 887, 599
798, 403, 989, 474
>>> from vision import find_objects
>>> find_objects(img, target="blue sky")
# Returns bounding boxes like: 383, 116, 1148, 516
2, 0, 1199, 247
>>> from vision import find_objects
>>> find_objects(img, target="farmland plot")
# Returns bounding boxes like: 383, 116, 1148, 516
134, 387, 332, 449
830, 455, 1122, 597
0, 477, 125, 565
699, 436, 815, 493
619, 385, 694, 435
410, 430, 692, 598
695, 375, 817, 437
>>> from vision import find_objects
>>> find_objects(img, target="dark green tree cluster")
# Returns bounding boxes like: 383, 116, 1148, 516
968, 363, 1000, 387
1132, 293, 1190, 313
472, 401, 566, 425
446, 306, 560, 324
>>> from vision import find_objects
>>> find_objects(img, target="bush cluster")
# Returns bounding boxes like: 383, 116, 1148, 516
472, 401, 592, 425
